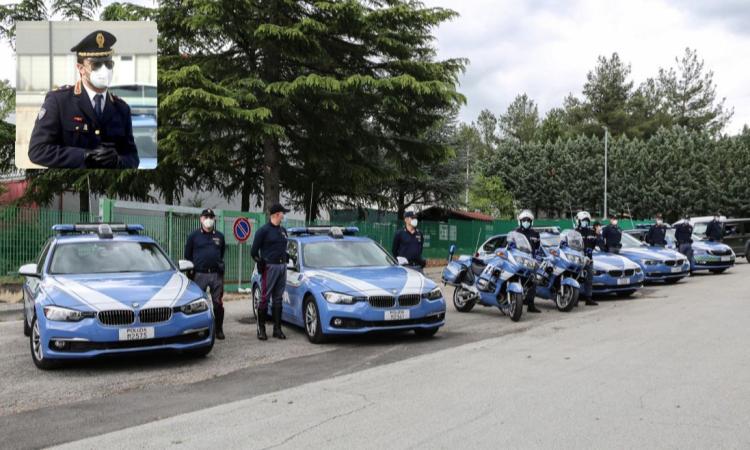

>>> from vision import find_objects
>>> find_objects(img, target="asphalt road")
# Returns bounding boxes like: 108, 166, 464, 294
1, 263, 748, 449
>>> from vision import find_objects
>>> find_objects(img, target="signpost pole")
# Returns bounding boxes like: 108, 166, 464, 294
238, 242, 242, 290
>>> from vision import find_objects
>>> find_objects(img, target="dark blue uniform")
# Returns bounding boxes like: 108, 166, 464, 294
28, 82, 139, 168
674, 221, 694, 265
251, 222, 289, 312
184, 228, 226, 334
602, 224, 622, 253
515, 226, 541, 310
392, 228, 425, 267
706, 220, 723, 242
576, 226, 598, 300
645, 224, 668, 247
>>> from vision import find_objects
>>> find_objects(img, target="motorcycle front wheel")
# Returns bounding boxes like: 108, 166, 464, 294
453, 286, 476, 312
555, 284, 578, 312
504, 292, 524, 322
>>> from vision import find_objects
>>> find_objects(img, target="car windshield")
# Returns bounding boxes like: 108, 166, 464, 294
540, 233, 561, 248
561, 230, 584, 251
48, 241, 173, 274
693, 222, 708, 235
507, 231, 532, 254
303, 240, 395, 268
621, 233, 645, 248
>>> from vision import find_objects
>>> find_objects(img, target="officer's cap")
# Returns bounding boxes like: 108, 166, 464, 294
269, 204, 290, 215
71, 30, 117, 61
200, 208, 215, 217
404, 211, 416, 219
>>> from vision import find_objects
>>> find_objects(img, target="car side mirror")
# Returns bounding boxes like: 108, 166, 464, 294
178, 260, 194, 272
396, 256, 409, 266
18, 263, 40, 278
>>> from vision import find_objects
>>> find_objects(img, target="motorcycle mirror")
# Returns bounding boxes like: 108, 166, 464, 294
448, 244, 456, 260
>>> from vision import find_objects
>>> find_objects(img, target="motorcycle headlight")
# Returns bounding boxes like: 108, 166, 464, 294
423, 287, 442, 300
323, 292, 358, 304
180, 298, 210, 315
43, 305, 93, 322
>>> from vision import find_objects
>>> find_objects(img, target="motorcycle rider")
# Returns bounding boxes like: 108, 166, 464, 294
674, 214, 694, 270
575, 211, 598, 306
645, 213, 668, 247
515, 209, 542, 313
706, 212, 723, 242
601, 213, 623, 253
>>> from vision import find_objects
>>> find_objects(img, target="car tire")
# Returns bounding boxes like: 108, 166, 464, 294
615, 290, 636, 298
709, 268, 727, 274
452, 287, 475, 313
252, 284, 260, 320
30, 316, 59, 370
509, 292, 524, 322
414, 327, 439, 338
303, 296, 326, 344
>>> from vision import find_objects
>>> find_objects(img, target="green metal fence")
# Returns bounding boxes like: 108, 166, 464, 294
1, 200, 650, 291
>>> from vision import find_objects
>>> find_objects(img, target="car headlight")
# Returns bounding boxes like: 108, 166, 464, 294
423, 287, 442, 300
643, 260, 659, 266
323, 292, 358, 304
594, 270, 605, 276
635, 267, 642, 273
180, 298, 210, 315
43, 306, 93, 322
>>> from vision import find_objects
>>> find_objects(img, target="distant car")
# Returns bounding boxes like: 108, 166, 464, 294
19, 224, 213, 370
664, 229, 735, 274
617, 233, 690, 284
718, 218, 750, 261
250, 227, 446, 343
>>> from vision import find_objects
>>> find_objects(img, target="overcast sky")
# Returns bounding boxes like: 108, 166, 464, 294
2, 0, 748, 133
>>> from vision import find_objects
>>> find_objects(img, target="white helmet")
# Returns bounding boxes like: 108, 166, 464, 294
576, 211, 592, 227
517, 209, 534, 226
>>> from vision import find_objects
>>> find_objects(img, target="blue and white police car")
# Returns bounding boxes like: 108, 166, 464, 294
616, 233, 690, 284
250, 227, 446, 343
19, 224, 214, 369
590, 249, 646, 297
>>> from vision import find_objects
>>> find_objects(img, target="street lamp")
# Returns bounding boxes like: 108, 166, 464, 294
603, 126, 608, 219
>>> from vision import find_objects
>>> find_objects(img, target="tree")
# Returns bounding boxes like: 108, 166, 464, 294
580, 52, 633, 137
0, 0, 48, 49
52, 0, 101, 20
100, 1, 156, 20
498, 93, 540, 143
626, 77, 670, 140
468, 174, 514, 219
658, 47, 733, 135
0, 80, 15, 188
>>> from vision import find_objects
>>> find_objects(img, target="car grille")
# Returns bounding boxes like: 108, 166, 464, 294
139, 307, 172, 324
624, 269, 635, 276
709, 249, 731, 256
608, 269, 635, 277
608, 270, 622, 277
665, 260, 676, 266
398, 294, 421, 307
98, 309, 135, 326
368, 296, 396, 308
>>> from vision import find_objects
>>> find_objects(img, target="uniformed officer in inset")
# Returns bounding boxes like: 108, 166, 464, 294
601, 213, 623, 253
645, 213, 668, 247
184, 209, 226, 340
674, 214, 694, 267
515, 209, 542, 313
706, 212, 724, 242
391, 211, 426, 273
27, 30, 139, 169
251, 204, 290, 341
575, 211, 598, 306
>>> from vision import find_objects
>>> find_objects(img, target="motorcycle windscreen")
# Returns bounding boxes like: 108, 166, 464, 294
442, 261, 465, 284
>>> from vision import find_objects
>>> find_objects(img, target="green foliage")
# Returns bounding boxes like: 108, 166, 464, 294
52, 0, 101, 20
100, 2, 157, 21
498, 93, 539, 143
468, 174, 514, 219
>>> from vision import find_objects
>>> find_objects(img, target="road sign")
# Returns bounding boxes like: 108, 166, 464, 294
233, 217, 252, 243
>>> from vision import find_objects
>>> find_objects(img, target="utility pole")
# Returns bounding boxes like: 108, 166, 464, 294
603, 126, 608, 219
465, 143, 470, 207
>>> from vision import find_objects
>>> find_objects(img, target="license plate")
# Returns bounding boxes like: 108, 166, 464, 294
617, 278, 630, 286
118, 327, 154, 341
720, 256, 731, 262
671, 267, 682, 273
384, 310, 410, 321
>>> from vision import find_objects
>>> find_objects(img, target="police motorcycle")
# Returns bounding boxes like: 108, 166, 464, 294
441, 232, 538, 322
532, 230, 587, 312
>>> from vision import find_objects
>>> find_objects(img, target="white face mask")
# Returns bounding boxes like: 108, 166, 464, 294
410, 219, 418, 227
656, 219, 663, 225
88, 66, 113, 90
202, 218, 215, 229
611, 220, 618, 226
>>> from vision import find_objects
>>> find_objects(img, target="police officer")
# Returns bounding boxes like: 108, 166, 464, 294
674, 214, 694, 268
391, 211, 426, 272
601, 214, 623, 253
251, 204, 290, 341
515, 209, 542, 313
706, 212, 723, 242
575, 211, 598, 306
27, 30, 139, 169
645, 213, 668, 247
184, 209, 226, 340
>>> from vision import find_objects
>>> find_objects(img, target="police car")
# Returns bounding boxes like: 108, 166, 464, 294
19, 224, 214, 369
616, 233, 690, 284
250, 227, 446, 343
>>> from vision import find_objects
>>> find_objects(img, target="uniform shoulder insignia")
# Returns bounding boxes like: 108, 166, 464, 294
53, 85, 73, 92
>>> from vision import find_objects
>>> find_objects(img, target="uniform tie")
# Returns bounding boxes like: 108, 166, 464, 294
94, 93, 103, 119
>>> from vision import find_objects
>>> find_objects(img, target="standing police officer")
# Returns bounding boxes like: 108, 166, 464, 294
706, 212, 724, 242
28, 30, 139, 169
575, 211, 598, 306
251, 204, 290, 341
392, 211, 426, 272
674, 214, 694, 268
645, 213, 668, 247
184, 209, 226, 340
515, 209, 542, 313
601, 214, 623, 253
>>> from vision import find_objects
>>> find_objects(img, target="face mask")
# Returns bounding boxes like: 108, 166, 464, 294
202, 218, 215, 229
611, 220, 618, 226
521, 220, 531, 229
656, 219, 663, 225
410, 219, 418, 227
581, 220, 590, 228
88, 66, 113, 89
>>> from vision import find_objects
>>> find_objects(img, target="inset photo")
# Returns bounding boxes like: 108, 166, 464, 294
14, 21, 157, 170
